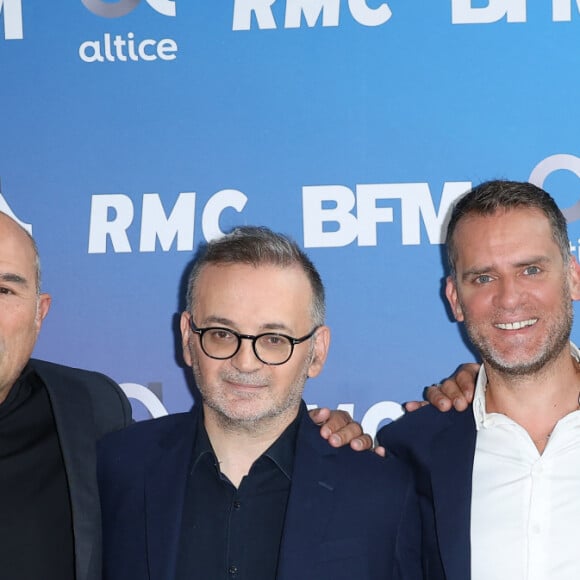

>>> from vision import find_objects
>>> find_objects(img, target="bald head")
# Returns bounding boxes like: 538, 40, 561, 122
0, 212, 50, 402
0, 212, 41, 294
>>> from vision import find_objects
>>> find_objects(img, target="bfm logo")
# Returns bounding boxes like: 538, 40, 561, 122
84, 154, 580, 254
1, 0, 175, 41
452, 0, 580, 23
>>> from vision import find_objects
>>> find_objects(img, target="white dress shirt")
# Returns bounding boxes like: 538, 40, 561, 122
471, 343, 580, 580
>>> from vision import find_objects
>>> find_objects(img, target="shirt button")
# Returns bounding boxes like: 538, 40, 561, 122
228, 565, 238, 575
233, 500, 241, 510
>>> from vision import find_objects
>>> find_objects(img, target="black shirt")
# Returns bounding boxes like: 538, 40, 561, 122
176, 407, 302, 580
0, 365, 75, 580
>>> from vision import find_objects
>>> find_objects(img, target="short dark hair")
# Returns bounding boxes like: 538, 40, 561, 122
446, 180, 570, 276
186, 226, 325, 325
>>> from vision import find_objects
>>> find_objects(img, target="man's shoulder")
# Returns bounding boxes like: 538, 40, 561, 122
29, 358, 132, 432
30, 357, 120, 393
377, 404, 474, 448
99, 411, 194, 453
296, 411, 411, 486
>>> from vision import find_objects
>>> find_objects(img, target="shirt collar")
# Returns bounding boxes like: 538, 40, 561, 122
261, 403, 302, 480
191, 404, 303, 481
472, 341, 580, 430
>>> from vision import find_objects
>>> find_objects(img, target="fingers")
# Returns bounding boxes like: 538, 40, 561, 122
423, 361, 480, 412
347, 433, 373, 451
309, 406, 331, 429
452, 363, 480, 407
424, 384, 455, 411
327, 415, 364, 447
309, 408, 363, 446
404, 400, 429, 412
373, 445, 386, 457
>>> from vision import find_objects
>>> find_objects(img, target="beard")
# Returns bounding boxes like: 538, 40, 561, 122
461, 285, 573, 378
190, 343, 313, 432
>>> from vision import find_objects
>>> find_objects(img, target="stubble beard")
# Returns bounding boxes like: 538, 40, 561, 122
191, 346, 312, 433
461, 286, 573, 378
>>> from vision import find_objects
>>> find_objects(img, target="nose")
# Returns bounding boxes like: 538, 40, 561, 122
493, 276, 523, 310
230, 337, 263, 373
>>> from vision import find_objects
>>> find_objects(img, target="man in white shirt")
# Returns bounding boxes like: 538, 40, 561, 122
379, 179, 580, 580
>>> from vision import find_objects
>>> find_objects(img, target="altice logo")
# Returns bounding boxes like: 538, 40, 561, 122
81, 0, 176, 18
79, 0, 177, 62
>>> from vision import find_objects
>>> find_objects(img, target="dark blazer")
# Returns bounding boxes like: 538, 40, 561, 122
30, 358, 133, 580
98, 403, 425, 580
377, 405, 477, 580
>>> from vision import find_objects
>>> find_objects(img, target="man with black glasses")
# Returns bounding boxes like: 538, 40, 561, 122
97, 226, 424, 580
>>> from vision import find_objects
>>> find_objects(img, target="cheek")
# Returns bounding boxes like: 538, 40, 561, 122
194, 353, 224, 382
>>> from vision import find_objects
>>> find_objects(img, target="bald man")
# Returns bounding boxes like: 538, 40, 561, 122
0, 212, 132, 580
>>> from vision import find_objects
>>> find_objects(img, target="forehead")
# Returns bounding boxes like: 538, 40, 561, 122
193, 262, 313, 325
453, 208, 560, 267
0, 216, 36, 279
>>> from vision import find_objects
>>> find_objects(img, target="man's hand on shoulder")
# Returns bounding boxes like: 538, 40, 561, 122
404, 363, 480, 413
308, 407, 373, 451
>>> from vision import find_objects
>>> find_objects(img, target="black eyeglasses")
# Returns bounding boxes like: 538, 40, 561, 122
189, 318, 319, 366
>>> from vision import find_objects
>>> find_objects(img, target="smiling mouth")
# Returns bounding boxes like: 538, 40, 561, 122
494, 318, 538, 330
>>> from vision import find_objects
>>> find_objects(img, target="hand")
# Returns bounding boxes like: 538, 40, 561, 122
405, 363, 480, 413
308, 407, 373, 451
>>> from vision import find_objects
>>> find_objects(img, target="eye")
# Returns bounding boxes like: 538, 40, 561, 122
523, 265, 541, 276
0, 287, 14, 295
207, 328, 235, 342
474, 274, 493, 284
259, 334, 288, 349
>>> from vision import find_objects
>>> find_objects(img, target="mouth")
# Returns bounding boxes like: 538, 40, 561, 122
494, 318, 538, 331
223, 377, 269, 390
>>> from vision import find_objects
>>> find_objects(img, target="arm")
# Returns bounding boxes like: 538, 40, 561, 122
308, 407, 373, 451
404, 363, 480, 413
372, 363, 480, 458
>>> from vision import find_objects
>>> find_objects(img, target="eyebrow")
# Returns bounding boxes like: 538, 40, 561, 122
202, 316, 293, 334
0, 272, 29, 287
461, 256, 552, 281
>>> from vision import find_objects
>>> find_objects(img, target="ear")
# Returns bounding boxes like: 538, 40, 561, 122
568, 256, 580, 301
445, 276, 464, 322
36, 293, 51, 329
180, 311, 194, 368
307, 326, 330, 379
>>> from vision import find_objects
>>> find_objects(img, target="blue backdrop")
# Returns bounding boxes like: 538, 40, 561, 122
3, 0, 580, 435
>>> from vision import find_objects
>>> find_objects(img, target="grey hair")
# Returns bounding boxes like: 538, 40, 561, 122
186, 226, 325, 326
446, 180, 570, 277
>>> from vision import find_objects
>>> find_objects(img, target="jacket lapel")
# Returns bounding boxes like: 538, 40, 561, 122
143, 410, 197, 580
429, 410, 476, 580
277, 411, 338, 579
42, 371, 100, 580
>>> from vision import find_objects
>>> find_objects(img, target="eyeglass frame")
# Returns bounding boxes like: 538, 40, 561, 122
188, 317, 320, 366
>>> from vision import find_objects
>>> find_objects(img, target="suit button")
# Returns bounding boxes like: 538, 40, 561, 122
228, 565, 238, 575
233, 500, 241, 510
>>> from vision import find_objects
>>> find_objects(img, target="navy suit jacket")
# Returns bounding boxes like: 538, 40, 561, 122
377, 405, 477, 580
30, 358, 133, 580
98, 404, 425, 580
